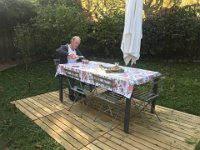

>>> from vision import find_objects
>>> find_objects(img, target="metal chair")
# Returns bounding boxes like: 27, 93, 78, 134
64, 68, 93, 111
54, 59, 69, 98
92, 74, 124, 127
132, 76, 165, 121
53, 59, 60, 70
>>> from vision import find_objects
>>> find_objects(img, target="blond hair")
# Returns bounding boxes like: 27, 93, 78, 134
70, 36, 81, 42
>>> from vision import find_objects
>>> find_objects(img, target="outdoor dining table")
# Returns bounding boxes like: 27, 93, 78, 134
56, 61, 161, 133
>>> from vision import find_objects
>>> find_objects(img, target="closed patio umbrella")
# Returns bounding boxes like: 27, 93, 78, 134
121, 0, 143, 65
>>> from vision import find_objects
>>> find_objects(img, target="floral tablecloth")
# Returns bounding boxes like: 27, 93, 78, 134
56, 61, 161, 99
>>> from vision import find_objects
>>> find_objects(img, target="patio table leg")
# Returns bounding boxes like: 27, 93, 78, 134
59, 75, 63, 102
151, 78, 159, 113
124, 98, 131, 133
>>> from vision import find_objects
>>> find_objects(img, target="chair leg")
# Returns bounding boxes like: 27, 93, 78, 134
107, 105, 113, 117
94, 103, 103, 122
154, 110, 161, 122
68, 93, 78, 111
109, 107, 121, 130
140, 101, 161, 122
147, 100, 161, 122
68, 99, 76, 111
80, 98, 91, 117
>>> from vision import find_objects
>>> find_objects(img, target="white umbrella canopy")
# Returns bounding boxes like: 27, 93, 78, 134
121, 0, 143, 65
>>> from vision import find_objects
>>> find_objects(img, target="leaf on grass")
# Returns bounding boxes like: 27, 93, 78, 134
185, 137, 199, 145
170, 84, 176, 92
2, 147, 9, 150
35, 144, 43, 149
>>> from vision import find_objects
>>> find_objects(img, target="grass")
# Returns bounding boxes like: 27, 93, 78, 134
0, 60, 64, 150
0, 59, 199, 149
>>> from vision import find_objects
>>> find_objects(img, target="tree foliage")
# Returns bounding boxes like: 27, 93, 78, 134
2, 0, 200, 62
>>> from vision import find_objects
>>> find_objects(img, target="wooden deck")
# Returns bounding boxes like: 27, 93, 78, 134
11, 91, 200, 150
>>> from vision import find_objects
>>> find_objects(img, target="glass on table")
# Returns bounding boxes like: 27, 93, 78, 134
114, 62, 119, 66
82, 59, 89, 64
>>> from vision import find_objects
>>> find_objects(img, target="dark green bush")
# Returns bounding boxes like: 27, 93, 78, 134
12, 1, 200, 61
33, 2, 88, 58
83, 3, 200, 61
142, 4, 200, 60
0, 0, 36, 61
82, 6, 124, 58
14, 24, 36, 69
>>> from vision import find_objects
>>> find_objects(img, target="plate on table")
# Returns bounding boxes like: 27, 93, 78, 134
99, 64, 124, 73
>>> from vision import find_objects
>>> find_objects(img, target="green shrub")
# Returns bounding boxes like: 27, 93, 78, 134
0, 0, 36, 61
82, 6, 125, 58
14, 24, 37, 69
34, 2, 88, 58
84, 3, 200, 61
142, 4, 200, 60
11, 1, 200, 61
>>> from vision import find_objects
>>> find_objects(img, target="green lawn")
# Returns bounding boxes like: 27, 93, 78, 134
0, 60, 199, 149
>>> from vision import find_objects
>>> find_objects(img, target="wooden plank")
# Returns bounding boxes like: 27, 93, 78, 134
157, 106, 200, 124
92, 140, 115, 150
34, 95, 61, 112
156, 110, 200, 130
15, 103, 37, 120
131, 107, 200, 138
13, 91, 200, 150
15, 100, 43, 118
80, 147, 91, 150
155, 114, 200, 132
48, 91, 73, 104
26, 98, 54, 114
102, 132, 137, 150
112, 128, 174, 150
56, 111, 102, 138
114, 127, 178, 150
56, 110, 100, 133
44, 92, 73, 108
43, 95, 70, 110
50, 91, 60, 95
40, 94, 68, 110
86, 143, 102, 150
22, 99, 48, 116
140, 112, 199, 137
47, 114, 90, 146
51, 113, 96, 141
34, 119, 77, 150
134, 119, 189, 142
40, 117, 84, 149
127, 123, 195, 150
98, 136, 127, 150
42, 93, 66, 105
36, 95, 66, 110
47, 92, 68, 102
71, 105, 119, 131
156, 108, 200, 125
61, 108, 110, 133
157, 105, 200, 120
49, 91, 61, 98
106, 130, 153, 150
48, 91, 119, 129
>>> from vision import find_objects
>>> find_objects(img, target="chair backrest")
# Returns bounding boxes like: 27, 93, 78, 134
92, 74, 124, 104
150, 76, 165, 95
64, 68, 83, 89
64, 68, 80, 80
53, 59, 60, 70
92, 74, 115, 91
